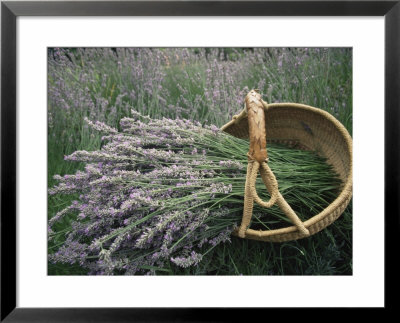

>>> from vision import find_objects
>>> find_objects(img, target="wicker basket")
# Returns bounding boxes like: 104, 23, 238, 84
221, 92, 353, 242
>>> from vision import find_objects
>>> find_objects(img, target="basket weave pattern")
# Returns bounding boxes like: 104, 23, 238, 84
221, 102, 353, 242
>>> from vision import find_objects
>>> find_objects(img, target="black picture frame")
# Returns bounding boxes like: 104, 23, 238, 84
1, 0, 398, 321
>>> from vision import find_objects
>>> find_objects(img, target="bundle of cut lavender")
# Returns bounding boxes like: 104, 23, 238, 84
48, 110, 341, 275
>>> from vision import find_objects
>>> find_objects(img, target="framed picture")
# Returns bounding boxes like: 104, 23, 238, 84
1, 0, 397, 320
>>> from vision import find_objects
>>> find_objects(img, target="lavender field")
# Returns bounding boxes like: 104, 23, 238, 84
48, 48, 352, 275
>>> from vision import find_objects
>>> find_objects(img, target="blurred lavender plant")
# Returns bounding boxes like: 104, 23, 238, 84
48, 47, 352, 151
48, 111, 342, 275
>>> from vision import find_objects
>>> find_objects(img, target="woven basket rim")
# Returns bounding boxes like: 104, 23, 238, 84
220, 102, 353, 242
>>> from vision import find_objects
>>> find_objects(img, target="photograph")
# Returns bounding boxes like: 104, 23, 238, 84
47, 47, 353, 276
2, 0, 396, 318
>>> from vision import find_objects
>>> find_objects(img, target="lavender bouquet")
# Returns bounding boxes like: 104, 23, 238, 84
48, 111, 341, 275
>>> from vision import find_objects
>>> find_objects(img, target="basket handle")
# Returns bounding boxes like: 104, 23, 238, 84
237, 90, 310, 238
246, 89, 268, 164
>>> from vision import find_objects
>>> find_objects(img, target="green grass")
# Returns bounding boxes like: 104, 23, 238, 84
48, 47, 352, 275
